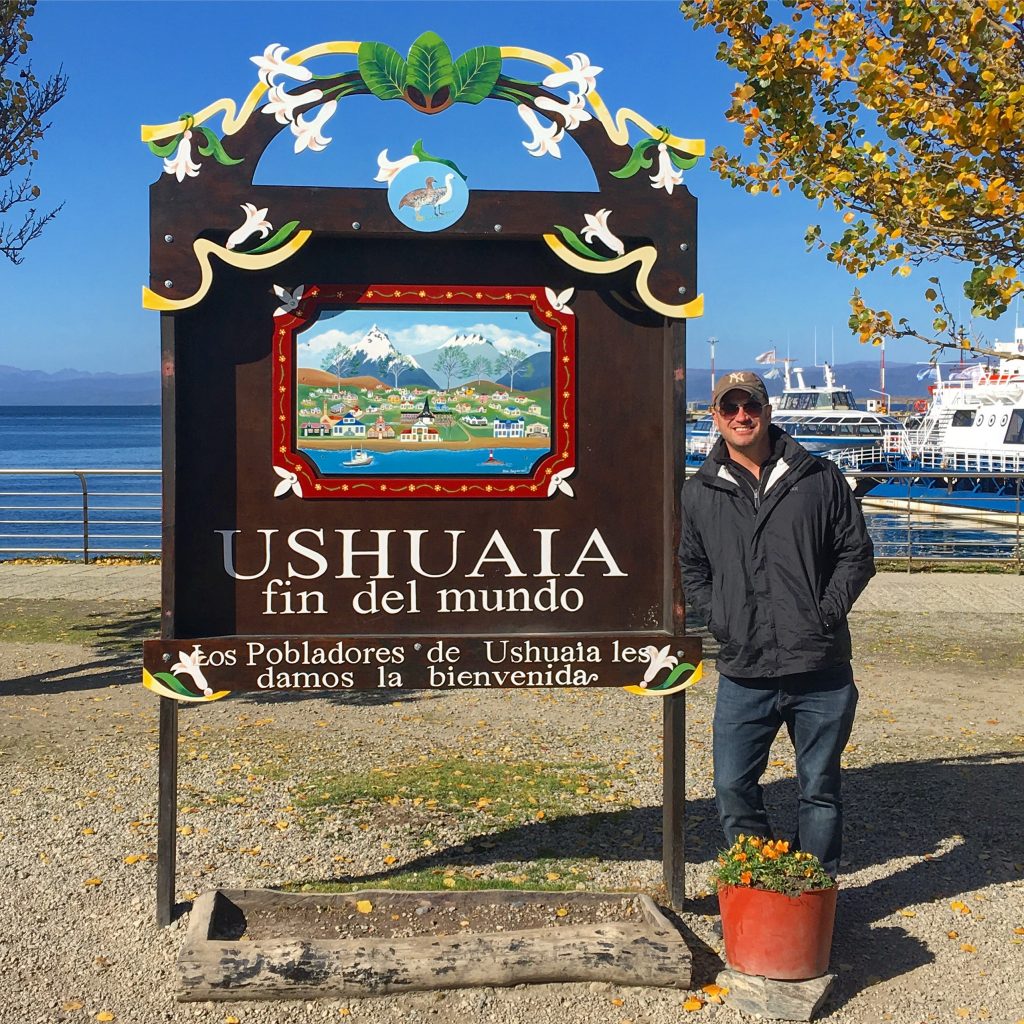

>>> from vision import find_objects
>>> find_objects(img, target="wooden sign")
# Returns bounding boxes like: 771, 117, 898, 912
143, 30, 702, 925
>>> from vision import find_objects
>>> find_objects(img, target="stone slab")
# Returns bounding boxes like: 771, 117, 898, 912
716, 968, 836, 1021
177, 888, 692, 1001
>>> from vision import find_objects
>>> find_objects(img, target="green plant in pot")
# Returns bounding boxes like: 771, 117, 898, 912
711, 836, 838, 981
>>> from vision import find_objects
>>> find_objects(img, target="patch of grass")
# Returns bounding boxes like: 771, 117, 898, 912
0, 599, 160, 649
292, 756, 620, 821
288, 857, 600, 894
875, 559, 1022, 574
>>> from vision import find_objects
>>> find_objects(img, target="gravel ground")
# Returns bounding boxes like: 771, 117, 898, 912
0, 577, 1022, 1024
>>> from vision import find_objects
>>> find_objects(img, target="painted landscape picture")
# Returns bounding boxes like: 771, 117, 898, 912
293, 307, 554, 477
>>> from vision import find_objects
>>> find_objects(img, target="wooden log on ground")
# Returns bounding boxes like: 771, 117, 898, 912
178, 889, 691, 1000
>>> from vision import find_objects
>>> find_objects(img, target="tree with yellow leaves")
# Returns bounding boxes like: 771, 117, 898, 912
680, 0, 1024, 354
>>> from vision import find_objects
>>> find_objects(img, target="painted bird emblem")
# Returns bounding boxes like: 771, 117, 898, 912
398, 174, 456, 221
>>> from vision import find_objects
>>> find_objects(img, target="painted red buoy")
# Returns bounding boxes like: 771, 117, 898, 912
718, 883, 838, 980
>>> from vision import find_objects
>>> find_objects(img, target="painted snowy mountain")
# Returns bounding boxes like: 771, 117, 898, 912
348, 325, 437, 389
418, 332, 550, 390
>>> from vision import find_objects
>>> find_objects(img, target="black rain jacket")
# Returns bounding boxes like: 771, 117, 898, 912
679, 427, 875, 678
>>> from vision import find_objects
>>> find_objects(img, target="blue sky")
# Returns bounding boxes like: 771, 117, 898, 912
0, 0, 1014, 375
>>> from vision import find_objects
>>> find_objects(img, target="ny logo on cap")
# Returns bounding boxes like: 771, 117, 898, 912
727, 372, 748, 384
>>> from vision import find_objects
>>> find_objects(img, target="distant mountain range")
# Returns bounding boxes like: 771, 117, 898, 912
0, 365, 160, 405
688, 360, 969, 405
3, 356, 981, 406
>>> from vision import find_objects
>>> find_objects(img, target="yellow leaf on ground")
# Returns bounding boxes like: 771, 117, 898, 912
442, 878, 456, 888
948, 930, 959, 939
898, 909, 917, 917
611, 998, 624, 1007
702, 983, 727, 997
95, 1014, 115, 1022
82, 828, 96, 835
383, 855, 396, 865
951, 900, 971, 914
62, 1001, 84, 1012
955, 1009, 971, 1019
225, 1017, 240, 1024
683, 996, 705, 1011
123, 855, 143, 865
1014, 927, 1024, 935
83, 878, 102, 887
961, 943, 977, 953
546, 872, 561, 881
177, 825, 193, 836
536, 810, 545, 820
555, 907, 569, 917
355, 899, 373, 914
339, 1010, 351, 1017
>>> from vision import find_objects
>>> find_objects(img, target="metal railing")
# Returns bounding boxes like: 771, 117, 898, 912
1, 466, 1022, 566
0, 469, 161, 561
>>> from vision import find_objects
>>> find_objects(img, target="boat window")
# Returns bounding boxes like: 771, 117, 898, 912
1004, 410, 1024, 445
951, 409, 975, 427
832, 392, 855, 410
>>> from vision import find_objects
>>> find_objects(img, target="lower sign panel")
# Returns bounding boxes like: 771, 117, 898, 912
142, 635, 703, 702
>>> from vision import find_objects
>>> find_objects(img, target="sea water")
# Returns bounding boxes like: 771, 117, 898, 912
0, 408, 1018, 559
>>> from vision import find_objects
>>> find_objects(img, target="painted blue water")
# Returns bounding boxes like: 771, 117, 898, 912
306, 446, 544, 476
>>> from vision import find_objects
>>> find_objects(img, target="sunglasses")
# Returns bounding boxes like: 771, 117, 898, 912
717, 399, 764, 418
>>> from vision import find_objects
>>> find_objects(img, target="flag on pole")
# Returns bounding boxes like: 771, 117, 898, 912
916, 366, 936, 381
755, 348, 776, 364
763, 368, 781, 380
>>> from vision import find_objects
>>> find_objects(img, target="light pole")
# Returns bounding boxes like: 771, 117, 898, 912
707, 336, 718, 399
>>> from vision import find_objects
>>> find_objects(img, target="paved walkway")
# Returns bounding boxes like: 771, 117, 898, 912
0, 564, 1021, 612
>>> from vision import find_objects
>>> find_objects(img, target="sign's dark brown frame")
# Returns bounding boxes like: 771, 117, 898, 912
143, 35, 702, 928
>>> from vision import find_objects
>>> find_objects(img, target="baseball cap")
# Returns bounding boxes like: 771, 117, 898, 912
711, 371, 770, 408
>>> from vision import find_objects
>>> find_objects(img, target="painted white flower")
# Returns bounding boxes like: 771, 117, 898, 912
535, 92, 591, 131
518, 104, 564, 159
250, 43, 313, 87
542, 52, 603, 96
292, 99, 337, 153
272, 284, 304, 317
640, 644, 679, 687
374, 148, 419, 183
162, 130, 201, 182
544, 286, 575, 312
273, 465, 302, 498
263, 83, 324, 125
171, 648, 213, 697
226, 203, 272, 251
547, 466, 576, 498
650, 143, 684, 195
581, 208, 625, 256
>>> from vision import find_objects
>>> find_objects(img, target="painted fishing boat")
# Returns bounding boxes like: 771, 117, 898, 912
342, 449, 374, 467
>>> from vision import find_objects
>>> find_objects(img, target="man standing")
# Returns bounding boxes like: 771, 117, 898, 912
679, 371, 874, 877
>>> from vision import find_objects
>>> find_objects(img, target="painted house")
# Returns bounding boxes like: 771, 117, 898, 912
367, 416, 396, 439
332, 412, 366, 438
462, 415, 488, 427
493, 417, 525, 438
300, 422, 331, 437
525, 422, 549, 438
528, 404, 543, 416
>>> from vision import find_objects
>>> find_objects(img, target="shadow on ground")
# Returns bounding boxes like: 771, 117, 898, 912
281, 752, 1020, 1009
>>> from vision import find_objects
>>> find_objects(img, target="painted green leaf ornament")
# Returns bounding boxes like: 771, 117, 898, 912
357, 41, 408, 100
406, 31, 454, 109
452, 45, 503, 104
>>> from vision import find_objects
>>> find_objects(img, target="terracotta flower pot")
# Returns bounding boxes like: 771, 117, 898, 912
717, 882, 838, 980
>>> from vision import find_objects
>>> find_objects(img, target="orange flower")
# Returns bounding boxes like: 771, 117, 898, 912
762, 846, 779, 860
776, 840, 790, 853
804, 867, 814, 877
733, 852, 748, 862
740, 870, 752, 885
749, 837, 763, 849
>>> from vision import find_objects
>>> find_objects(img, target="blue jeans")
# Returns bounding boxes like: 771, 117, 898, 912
712, 665, 858, 878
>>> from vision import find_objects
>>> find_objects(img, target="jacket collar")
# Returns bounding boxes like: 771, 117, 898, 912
696, 427, 816, 491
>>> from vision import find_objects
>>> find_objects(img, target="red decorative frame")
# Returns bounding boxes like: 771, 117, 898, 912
272, 284, 576, 499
